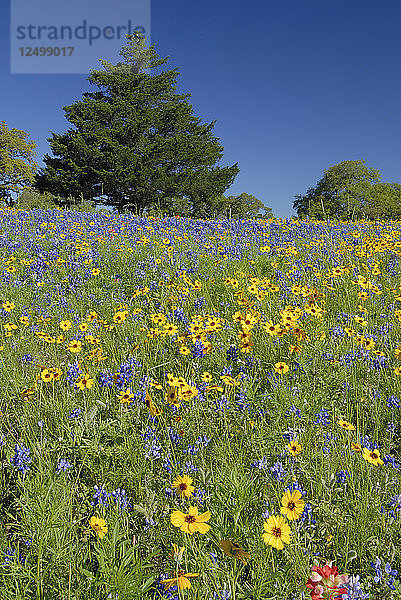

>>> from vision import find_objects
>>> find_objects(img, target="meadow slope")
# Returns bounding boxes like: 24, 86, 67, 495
0, 208, 400, 600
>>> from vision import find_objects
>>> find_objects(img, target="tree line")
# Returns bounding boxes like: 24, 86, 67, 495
1, 34, 400, 219
1, 34, 270, 219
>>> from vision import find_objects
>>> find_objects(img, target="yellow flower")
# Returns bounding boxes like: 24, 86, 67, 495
280, 489, 305, 521
170, 506, 211, 535
118, 388, 134, 404
79, 322, 89, 332
179, 345, 191, 355
172, 475, 195, 498
287, 439, 302, 456
201, 371, 212, 383
274, 362, 289, 374
219, 540, 250, 564
2, 302, 15, 312
160, 570, 198, 591
351, 442, 362, 452
40, 369, 54, 383
262, 515, 291, 550
91, 268, 100, 276
89, 516, 108, 540
394, 366, 401, 375
76, 373, 94, 390
60, 320, 72, 331
337, 419, 355, 431
362, 447, 384, 466
67, 340, 82, 354
52, 368, 62, 381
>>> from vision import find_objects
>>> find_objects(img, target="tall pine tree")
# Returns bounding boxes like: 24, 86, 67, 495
36, 34, 239, 213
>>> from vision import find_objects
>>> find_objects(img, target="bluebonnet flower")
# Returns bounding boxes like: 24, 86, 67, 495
0, 435, 5, 447
209, 588, 231, 600
262, 499, 270, 519
284, 481, 306, 495
301, 502, 316, 524
144, 439, 162, 460
20, 353, 33, 363
144, 517, 158, 529
387, 421, 396, 434
329, 326, 345, 338
226, 345, 239, 362
191, 340, 205, 358
98, 369, 114, 387
336, 470, 351, 484
163, 456, 173, 474
383, 454, 400, 470
68, 408, 82, 418
286, 405, 301, 418
92, 485, 110, 507
314, 408, 330, 426
251, 456, 269, 470
2, 546, 25, 566
194, 296, 206, 310
387, 395, 401, 409
56, 458, 73, 473
196, 434, 211, 447
342, 575, 369, 599
389, 494, 401, 513
37, 420, 44, 428
384, 562, 398, 589
214, 395, 230, 413
235, 390, 250, 412
371, 388, 381, 400
151, 574, 179, 600
65, 362, 82, 386
111, 488, 131, 511
270, 461, 285, 482
371, 557, 383, 583
168, 428, 181, 446
11, 444, 31, 474
184, 460, 197, 473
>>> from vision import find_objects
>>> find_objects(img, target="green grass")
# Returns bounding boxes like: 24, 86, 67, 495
0, 208, 400, 599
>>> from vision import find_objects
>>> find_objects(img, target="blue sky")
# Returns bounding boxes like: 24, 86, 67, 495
1, 0, 400, 217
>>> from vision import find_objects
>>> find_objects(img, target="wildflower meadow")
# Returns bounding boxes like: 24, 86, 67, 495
0, 207, 400, 600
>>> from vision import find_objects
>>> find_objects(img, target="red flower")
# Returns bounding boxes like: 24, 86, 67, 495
306, 562, 349, 600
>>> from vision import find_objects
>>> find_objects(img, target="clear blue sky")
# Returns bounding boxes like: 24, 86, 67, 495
1, 0, 400, 217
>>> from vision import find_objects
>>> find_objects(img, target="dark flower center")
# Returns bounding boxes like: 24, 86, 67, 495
185, 515, 196, 523
179, 483, 187, 490
287, 502, 296, 510
272, 527, 282, 538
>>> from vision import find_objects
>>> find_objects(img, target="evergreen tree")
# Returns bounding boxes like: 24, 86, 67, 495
36, 33, 239, 213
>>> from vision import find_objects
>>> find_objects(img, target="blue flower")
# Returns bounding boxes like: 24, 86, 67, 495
56, 458, 73, 473
11, 444, 31, 474
68, 408, 82, 418
92, 485, 110, 507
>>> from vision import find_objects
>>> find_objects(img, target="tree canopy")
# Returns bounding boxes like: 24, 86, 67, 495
36, 33, 239, 214
0, 121, 38, 205
293, 160, 401, 220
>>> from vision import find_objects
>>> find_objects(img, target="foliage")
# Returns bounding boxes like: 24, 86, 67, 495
36, 33, 239, 214
0, 208, 400, 599
14, 189, 97, 212
293, 160, 401, 219
0, 121, 38, 205
147, 191, 273, 219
